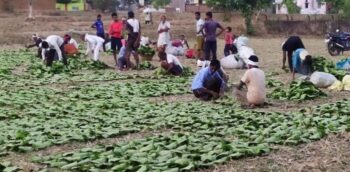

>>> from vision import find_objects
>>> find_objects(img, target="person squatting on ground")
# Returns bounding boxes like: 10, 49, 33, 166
125, 11, 141, 70
292, 48, 313, 80
234, 55, 266, 108
109, 12, 124, 68
91, 14, 106, 52
158, 51, 183, 76
192, 59, 227, 101
282, 36, 305, 72
157, 15, 171, 52
195, 12, 205, 60
40, 35, 68, 66
224, 27, 237, 56
26, 33, 43, 59
81, 33, 105, 61
199, 12, 224, 62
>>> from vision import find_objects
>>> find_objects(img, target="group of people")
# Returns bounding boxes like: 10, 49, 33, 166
25, 10, 315, 108
190, 11, 314, 108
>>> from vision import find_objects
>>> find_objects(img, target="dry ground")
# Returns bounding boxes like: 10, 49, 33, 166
1, 11, 350, 172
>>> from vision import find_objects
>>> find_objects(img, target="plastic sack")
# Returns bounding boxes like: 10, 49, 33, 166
310, 72, 337, 88
166, 46, 185, 56
140, 36, 150, 46
220, 54, 244, 69
328, 80, 343, 91
342, 75, 350, 91
238, 46, 255, 66
186, 49, 195, 59
234, 36, 249, 49
336, 58, 350, 70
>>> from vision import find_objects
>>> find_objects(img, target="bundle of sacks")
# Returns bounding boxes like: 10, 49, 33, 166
219, 36, 255, 69
328, 75, 350, 91
308, 71, 350, 91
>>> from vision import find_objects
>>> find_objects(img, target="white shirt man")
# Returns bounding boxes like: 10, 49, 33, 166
167, 53, 183, 69
127, 18, 140, 33
84, 34, 105, 61
41, 35, 64, 61
196, 18, 204, 36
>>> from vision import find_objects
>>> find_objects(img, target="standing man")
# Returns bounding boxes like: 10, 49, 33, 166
282, 36, 305, 72
40, 35, 67, 66
109, 12, 124, 68
91, 14, 106, 51
157, 15, 171, 51
81, 33, 105, 61
191, 59, 226, 101
234, 55, 266, 108
125, 11, 141, 70
195, 12, 205, 61
200, 12, 224, 62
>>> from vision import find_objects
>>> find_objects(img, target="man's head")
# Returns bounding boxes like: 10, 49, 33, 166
226, 27, 232, 32
128, 11, 135, 19
63, 34, 71, 44
121, 16, 127, 24
302, 55, 313, 73
158, 51, 167, 61
111, 12, 118, 21
195, 12, 200, 20
205, 12, 213, 20
247, 55, 259, 68
41, 41, 49, 49
160, 15, 166, 22
209, 59, 220, 73
97, 14, 102, 20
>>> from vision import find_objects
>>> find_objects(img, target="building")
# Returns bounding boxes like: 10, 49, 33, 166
0, 0, 56, 12
275, 0, 327, 14
169, 0, 187, 12
56, 0, 87, 11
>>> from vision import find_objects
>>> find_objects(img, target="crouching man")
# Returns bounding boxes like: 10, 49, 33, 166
41, 35, 67, 66
234, 55, 266, 108
158, 52, 183, 76
191, 59, 226, 101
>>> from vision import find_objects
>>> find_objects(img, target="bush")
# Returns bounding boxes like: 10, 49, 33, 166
2, 0, 14, 13
92, 0, 118, 12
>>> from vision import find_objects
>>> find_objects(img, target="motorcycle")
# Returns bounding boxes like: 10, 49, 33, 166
325, 30, 350, 56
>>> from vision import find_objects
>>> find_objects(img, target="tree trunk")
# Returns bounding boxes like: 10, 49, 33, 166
28, 0, 33, 19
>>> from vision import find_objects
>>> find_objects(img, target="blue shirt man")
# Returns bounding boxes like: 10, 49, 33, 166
192, 60, 226, 101
92, 14, 105, 38
292, 48, 313, 80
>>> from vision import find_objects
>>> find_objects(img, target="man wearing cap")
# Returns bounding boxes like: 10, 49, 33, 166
282, 36, 305, 72
192, 59, 226, 101
292, 48, 313, 80
40, 35, 67, 66
63, 34, 79, 56
234, 55, 266, 107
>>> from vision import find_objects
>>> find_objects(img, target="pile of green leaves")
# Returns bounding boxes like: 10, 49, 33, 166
313, 56, 347, 80
33, 99, 350, 171
0, 161, 21, 172
269, 81, 326, 101
138, 61, 156, 70
138, 45, 155, 57
266, 78, 284, 88
153, 67, 194, 77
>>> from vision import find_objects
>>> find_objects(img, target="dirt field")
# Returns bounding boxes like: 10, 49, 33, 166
1, 11, 350, 171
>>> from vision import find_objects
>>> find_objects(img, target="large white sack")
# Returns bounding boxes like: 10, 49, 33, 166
310, 72, 337, 88
220, 54, 243, 69
166, 46, 185, 56
234, 36, 249, 49
238, 46, 255, 65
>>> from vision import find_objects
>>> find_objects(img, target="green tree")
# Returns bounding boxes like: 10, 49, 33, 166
206, 0, 272, 35
322, 0, 349, 18
152, 0, 171, 9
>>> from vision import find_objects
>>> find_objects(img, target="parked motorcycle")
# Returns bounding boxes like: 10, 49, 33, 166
325, 30, 350, 56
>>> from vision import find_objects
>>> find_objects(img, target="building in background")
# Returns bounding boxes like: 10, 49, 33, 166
56, 0, 87, 11
0, 0, 55, 12
275, 0, 327, 14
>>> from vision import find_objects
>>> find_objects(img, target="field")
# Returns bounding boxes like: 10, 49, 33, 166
1, 11, 350, 172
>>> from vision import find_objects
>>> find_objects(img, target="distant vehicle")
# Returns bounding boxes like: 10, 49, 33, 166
325, 29, 350, 56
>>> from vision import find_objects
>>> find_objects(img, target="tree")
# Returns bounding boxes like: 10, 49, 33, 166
322, 0, 349, 18
92, 0, 118, 12
152, 0, 171, 9
206, 0, 272, 35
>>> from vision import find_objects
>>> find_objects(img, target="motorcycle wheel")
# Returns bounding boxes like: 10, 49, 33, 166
328, 42, 341, 56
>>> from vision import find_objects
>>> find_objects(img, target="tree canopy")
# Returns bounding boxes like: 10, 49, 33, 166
206, 0, 272, 34
152, 0, 171, 9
